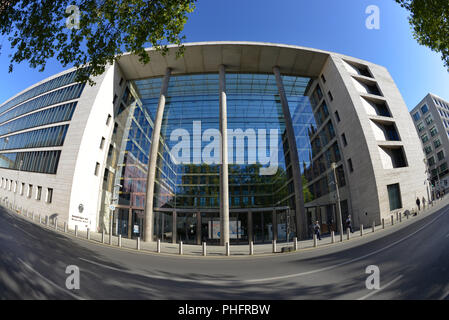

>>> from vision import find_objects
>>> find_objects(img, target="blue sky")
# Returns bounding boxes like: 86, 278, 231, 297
0, 0, 448, 109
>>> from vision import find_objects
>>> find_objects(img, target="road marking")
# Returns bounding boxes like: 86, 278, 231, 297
12, 223, 39, 240
80, 209, 448, 285
357, 275, 403, 300
18, 258, 86, 300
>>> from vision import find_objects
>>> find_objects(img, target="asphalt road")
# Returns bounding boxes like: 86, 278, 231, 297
1, 203, 449, 300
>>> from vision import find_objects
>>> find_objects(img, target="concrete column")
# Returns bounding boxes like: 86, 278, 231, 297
273, 66, 307, 240
225, 242, 230, 256
172, 211, 177, 244
219, 64, 230, 246
313, 234, 318, 247
202, 242, 207, 256
157, 239, 161, 253
137, 237, 141, 250
144, 68, 171, 242
249, 241, 254, 255
331, 231, 335, 243
118, 234, 122, 247
179, 241, 183, 255
347, 228, 350, 240
272, 240, 277, 253
248, 210, 253, 243
293, 237, 298, 251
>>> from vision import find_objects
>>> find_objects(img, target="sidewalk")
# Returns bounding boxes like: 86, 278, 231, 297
4, 196, 449, 258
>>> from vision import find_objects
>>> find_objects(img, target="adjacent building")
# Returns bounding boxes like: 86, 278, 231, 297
0, 42, 427, 244
410, 93, 449, 196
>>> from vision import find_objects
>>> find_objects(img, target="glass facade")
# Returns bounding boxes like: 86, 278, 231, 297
109, 72, 349, 244
0, 150, 61, 174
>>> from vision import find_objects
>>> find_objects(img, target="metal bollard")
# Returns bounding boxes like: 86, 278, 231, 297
39, 215, 41, 224
293, 237, 298, 251
137, 237, 141, 251
202, 242, 207, 256
347, 228, 350, 240
118, 234, 122, 247
64, 222, 67, 233
46, 216, 49, 226
407, 213, 409, 220
382, 218, 385, 229
331, 231, 335, 244
313, 233, 318, 247
75, 225, 78, 237
272, 240, 277, 253
109, 232, 112, 245
179, 241, 183, 255
340, 231, 343, 242
396, 212, 399, 222
54, 218, 58, 230
87, 228, 90, 240
157, 239, 161, 253
372, 221, 375, 233
102, 230, 105, 243
391, 216, 394, 226
399, 213, 402, 222
250, 241, 254, 255
226, 242, 230, 256
360, 224, 364, 237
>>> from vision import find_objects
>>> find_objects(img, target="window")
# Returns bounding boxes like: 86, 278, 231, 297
412, 112, 421, 122
348, 158, 354, 172
417, 122, 425, 132
421, 104, 429, 114
36, 186, 42, 201
424, 145, 432, 155
428, 156, 435, 166
437, 150, 445, 161
119, 77, 124, 86
100, 137, 105, 149
430, 126, 438, 137
335, 111, 341, 122
106, 114, 112, 126
27, 184, 33, 198
20, 183, 24, 196
440, 162, 448, 174
434, 139, 442, 149
113, 94, 118, 104
328, 91, 334, 101
342, 133, 348, 147
425, 114, 433, 125
46, 188, 53, 203
387, 183, 402, 211
94, 162, 100, 176
321, 74, 326, 83
421, 134, 429, 143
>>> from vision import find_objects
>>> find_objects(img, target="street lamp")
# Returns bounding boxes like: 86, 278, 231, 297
331, 162, 343, 238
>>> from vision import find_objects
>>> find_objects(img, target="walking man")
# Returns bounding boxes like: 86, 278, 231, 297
416, 197, 421, 211
346, 215, 353, 233
313, 220, 321, 240
422, 196, 426, 210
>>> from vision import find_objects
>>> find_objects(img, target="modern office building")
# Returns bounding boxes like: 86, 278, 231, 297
411, 93, 449, 196
0, 42, 427, 244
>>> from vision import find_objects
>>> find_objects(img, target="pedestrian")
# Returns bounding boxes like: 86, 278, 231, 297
422, 196, 426, 210
416, 197, 421, 211
313, 220, 321, 240
345, 215, 353, 233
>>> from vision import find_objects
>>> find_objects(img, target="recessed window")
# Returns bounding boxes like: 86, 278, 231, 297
428, 156, 435, 166
36, 186, 42, 201
412, 112, 421, 122
20, 183, 24, 196
321, 74, 326, 83
424, 145, 432, 155
425, 114, 433, 125
421, 104, 429, 114
437, 150, 445, 161
348, 158, 354, 172
335, 111, 341, 123
430, 126, 438, 137
328, 91, 334, 101
417, 122, 424, 132
94, 162, 100, 176
421, 133, 429, 143
113, 94, 118, 104
46, 188, 53, 203
434, 139, 442, 149
342, 133, 348, 147
27, 184, 33, 198
100, 137, 105, 150
387, 183, 402, 211
106, 114, 112, 126
119, 77, 124, 86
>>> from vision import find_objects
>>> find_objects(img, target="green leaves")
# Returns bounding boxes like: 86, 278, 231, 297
395, 0, 449, 72
0, 0, 196, 84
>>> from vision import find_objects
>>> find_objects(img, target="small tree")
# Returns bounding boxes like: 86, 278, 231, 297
395, 0, 449, 71
0, 0, 197, 84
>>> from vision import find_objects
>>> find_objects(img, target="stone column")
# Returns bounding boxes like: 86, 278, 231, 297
144, 68, 171, 242
273, 66, 307, 240
219, 64, 230, 246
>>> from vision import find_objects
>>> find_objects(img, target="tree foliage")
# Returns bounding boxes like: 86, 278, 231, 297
396, 0, 449, 71
0, 0, 196, 84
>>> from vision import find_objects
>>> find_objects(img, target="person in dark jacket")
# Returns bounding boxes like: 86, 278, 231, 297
313, 221, 321, 240
416, 197, 421, 211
